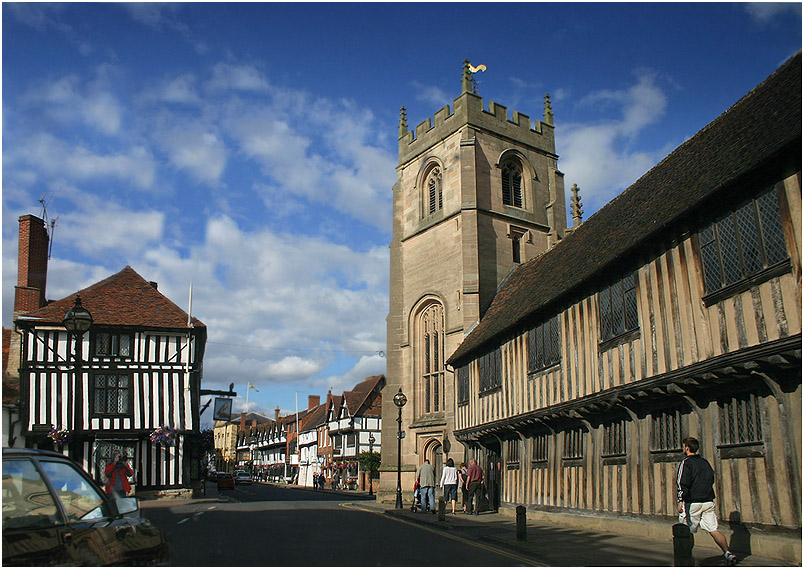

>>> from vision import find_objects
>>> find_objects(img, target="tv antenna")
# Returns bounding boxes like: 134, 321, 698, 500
38, 193, 59, 260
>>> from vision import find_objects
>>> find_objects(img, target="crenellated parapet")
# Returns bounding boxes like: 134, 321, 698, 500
398, 90, 556, 165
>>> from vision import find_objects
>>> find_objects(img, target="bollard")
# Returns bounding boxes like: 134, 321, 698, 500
438, 498, 446, 521
672, 523, 694, 566
516, 505, 527, 541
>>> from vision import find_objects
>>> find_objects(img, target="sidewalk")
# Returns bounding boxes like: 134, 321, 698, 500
138, 482, 796, 566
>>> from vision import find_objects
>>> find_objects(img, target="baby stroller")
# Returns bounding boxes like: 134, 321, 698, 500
410, 479, 423, 512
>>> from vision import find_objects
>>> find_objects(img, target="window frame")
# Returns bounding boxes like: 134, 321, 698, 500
93, 331, 133, 359
501, 160, 524, 208
424, 166, 443, 217
598, 271, 639, 346
478, 347, 502, 395
531, 433, 549, 466
528, 314, 561, 373
562, 427, 585, 462
717, 391, 765, 459
506, 439, 521, 470
457, 365, 470, 406
601, 418, 628, 462
698, 186, 790, 304
91, 372, 133, 418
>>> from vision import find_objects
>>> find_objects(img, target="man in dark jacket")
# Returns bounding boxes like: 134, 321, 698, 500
677, 437, 737, 565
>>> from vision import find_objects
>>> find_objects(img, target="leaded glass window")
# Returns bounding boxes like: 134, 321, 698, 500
651, 408, 684, 452
699, 187, 789, 294
528, 314, 561, 371
719, 393, 763, 446
602, 418, 627, 458
478, 347, 502, 393
95, 332, 132, 358
563, 428, 584, 460
532, 433, 549, 463
420, 303, 445, 415
599, 272, 638, 342
457, 365, 470, 405
92, 374, 131, 416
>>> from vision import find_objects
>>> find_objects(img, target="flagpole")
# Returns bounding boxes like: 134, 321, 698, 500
295, 392, 299, 485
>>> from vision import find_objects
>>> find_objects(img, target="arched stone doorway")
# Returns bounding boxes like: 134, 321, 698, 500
423, 439, 443, 484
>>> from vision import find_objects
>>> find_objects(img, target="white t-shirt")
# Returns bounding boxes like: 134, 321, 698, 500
440, 465, 458, 486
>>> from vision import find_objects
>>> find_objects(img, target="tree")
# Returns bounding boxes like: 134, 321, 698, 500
357, 451, 381, 479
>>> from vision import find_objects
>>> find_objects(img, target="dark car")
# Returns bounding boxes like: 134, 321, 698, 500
207, 470, 217, 482
2, 448, 169, 566
216, 472, 234, 490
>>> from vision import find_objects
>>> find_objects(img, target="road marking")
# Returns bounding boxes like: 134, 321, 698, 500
340, 503, 543, 566
177, 518, 189, 525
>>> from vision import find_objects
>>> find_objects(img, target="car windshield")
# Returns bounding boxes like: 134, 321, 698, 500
2, 459, 61, 529
39, 460, 107, 522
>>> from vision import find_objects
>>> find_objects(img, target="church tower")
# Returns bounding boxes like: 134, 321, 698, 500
379, 61, 567, 502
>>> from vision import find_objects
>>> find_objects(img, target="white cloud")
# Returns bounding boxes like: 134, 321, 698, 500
560, 70, 669, 210
745, 3, 802, 24
206, 63, 270, 92
411, 81, 450, 108
24, 72, 123, 135
156, 125, 227, 184
9, 134, 155, 189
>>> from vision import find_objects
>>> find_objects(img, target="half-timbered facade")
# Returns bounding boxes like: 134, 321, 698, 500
446, 53, 801, 561
327, 375, 384, 488
14, 261, 206, 494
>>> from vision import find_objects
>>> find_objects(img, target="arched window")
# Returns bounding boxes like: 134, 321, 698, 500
418, 302, 445, 415
425, 166, 443, 215
501, 160, 523, 208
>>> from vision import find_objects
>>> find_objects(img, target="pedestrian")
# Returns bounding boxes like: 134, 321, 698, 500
416, 459, 436, 514
465, 458, 483, 515
104, 453, 134, 499
333, 471, 340, 490
439, 458, 458, 514
676, 437, 738, 566
458, 462, 469, 513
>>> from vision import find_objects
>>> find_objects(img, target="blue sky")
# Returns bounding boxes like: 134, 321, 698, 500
3, 2, 801, 424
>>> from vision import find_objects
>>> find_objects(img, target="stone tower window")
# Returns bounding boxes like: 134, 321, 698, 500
501, 160, 523, 208
418, 302, 445, 415
425, 166, 443, 215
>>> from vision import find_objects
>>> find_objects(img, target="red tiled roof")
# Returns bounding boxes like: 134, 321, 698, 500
19, 266, 205, 329
299, 403, 327, 431
343, 375, 385, 417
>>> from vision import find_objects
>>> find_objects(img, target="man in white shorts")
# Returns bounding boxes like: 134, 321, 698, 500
676, 437, 738, 565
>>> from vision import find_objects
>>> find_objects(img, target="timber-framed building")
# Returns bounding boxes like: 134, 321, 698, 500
446, 53, 801, 561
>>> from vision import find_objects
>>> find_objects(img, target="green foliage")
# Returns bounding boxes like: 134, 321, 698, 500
357, 451, 381, 477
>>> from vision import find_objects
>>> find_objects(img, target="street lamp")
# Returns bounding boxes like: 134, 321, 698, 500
368, 433, 375, 496
63, 296, 93, 460
393, 387, 407, 509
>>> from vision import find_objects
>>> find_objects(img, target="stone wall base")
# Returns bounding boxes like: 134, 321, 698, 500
499, 506, 801, 565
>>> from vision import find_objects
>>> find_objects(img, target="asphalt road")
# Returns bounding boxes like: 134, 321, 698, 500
142, 482, 530, 566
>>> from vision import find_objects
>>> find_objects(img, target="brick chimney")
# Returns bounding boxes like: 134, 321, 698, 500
308, 395, 320, 409
14, 215, 49, 316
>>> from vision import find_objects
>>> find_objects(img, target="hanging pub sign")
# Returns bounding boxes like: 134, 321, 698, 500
213, 398, 233, 422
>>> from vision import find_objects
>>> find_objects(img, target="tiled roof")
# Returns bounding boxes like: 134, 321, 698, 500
18, 266, 205, 329
448, 52, 801, 366
299, 403, 327, 431
343, 374, 385, 417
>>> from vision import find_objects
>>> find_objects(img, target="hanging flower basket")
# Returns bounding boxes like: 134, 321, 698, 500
150, 426, 178, 446
48, 427, 72, 447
